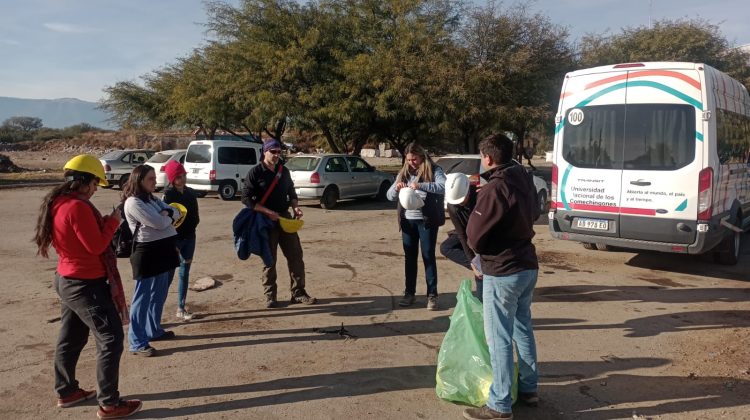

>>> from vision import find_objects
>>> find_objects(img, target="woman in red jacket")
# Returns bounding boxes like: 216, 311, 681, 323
34, 154, 141, 419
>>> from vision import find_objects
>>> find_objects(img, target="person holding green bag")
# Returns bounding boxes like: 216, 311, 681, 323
465, 134, 539, 420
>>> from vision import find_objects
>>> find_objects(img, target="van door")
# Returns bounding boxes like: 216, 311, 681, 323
555, 72, 628, 240
235, 146, 259, 189
618, 69, 702, 244
185, 142, 213, 189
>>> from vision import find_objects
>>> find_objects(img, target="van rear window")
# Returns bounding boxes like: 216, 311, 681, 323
562, 104, 696, 170
186, 145, 211, 164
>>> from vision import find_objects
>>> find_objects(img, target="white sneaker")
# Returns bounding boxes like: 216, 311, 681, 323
175, 309, 194, 321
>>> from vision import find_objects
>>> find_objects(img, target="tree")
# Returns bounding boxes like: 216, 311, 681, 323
580, 18, 750, 90
4, 116, 43, 133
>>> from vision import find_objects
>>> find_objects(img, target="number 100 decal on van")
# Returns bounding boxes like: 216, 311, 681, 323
549, 62, 750, 264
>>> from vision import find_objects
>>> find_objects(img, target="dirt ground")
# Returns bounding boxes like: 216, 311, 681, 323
0, 156, 749, 419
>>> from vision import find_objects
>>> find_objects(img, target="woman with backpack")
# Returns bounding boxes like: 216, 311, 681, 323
34, 154, 142, 419
162, 160, 200, 321
122, 164, 181, 357
386, 143, 446, 311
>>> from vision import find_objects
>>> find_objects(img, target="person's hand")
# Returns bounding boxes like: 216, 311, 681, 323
293, 207, 303, 219
266, 211, 280, 222
409, 182, 419, 190
470, 263, 483, 279
395, 182, 407, 191
109, 206, 122, 224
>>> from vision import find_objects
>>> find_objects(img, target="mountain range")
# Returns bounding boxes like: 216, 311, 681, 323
0, 97, 117, 130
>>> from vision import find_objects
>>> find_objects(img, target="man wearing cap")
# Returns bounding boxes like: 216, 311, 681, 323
241, 139, 316, 308
162, 160, 200, 321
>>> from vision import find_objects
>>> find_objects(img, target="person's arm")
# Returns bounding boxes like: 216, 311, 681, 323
68, 201, 120, 255
125, 197, 174, 230
467, 189, 507, 254
448, 205, 476, 260
240, 169, 257, 208
386, 178, 400, 201
416, 166, 446, 194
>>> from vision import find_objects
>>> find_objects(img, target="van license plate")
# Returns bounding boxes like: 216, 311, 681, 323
575, 218, 609, 230
192, 169, 199, 174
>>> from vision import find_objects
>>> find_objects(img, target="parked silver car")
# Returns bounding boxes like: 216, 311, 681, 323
147, 149, 186, 190
435, 154, 549, 216
99, 149, 155, 189
288, 154, 394, 209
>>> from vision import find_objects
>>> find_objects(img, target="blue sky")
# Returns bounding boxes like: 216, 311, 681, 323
0, 0, 748, 103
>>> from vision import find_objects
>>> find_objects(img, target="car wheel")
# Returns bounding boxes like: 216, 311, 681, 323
219, 181, 237, 201
537, 189, 548, 218
320, 186, 339, 209
375, 181, 391, 201
714, 213, 742, 265
194, 191, 207, 198
118, 174, 129, 189
582, 243, 596, 250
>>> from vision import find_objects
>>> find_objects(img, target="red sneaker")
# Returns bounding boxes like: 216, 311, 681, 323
97, 399, 142, 419
57, 388, 96, 408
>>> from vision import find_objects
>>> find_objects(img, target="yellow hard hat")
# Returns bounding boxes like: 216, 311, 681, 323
168, 202, 188, 228
64, 154, 108, 186
279, 217, 304, 233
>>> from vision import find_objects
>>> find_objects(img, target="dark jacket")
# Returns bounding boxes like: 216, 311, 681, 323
447, 185, 478, 261
232, 207, 274, 266
163, 186, 200, 239
466, 162, 538, 276
241, 162, 297, 215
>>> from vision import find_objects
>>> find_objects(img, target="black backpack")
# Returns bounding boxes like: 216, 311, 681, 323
112, 216, 140, 258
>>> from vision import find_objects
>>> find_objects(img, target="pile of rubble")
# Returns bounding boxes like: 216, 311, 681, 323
0, 154, 24, 173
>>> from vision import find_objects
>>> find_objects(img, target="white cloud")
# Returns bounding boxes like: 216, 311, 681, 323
1, 39, 21, 46
43, 22, 99, 34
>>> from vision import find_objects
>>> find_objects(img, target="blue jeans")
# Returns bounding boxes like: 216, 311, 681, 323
401, 219, 439, 296
168, 238, 196, 310
128, 271, 170, 351
483, 269, 539, 413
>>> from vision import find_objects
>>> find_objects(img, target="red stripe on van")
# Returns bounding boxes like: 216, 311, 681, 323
585, 70, 701, 91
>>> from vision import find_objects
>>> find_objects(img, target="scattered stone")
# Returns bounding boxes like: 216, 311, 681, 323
190, 276, 217, 291
724, 381, 736, 390
46, 316, 61, 323
600, 381, 607, 386
687, 372, 698, 379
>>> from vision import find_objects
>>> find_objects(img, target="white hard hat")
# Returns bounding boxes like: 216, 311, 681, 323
399, 187, 425, 210
445, 173, 470, 205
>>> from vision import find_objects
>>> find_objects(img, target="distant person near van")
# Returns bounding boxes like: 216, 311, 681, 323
162, 160, 200, 321
240, 139, 317, 308
465, 134, 540, 420
122, 165, 182, 357
33, 154, 142, 419
440, 172, 483, 301
386, 142, 446, 310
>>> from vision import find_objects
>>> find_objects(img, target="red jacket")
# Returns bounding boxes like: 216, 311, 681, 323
52, 195, 120, 279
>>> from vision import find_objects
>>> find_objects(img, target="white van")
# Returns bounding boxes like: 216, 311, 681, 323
549, 62, 750, 264
184, 140, 263, 200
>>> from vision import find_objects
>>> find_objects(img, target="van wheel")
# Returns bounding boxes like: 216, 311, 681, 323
582, 243, 596, 250
118, 174, 129, 189
194, 191, 207, 198
375, 181, 391, 201
537, 190, 548, 217
219, 181, 237, 200
320, 186, 339, 209
714, 215, 742, 265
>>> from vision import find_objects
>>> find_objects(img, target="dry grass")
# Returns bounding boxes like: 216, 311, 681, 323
0, 170, 63, 185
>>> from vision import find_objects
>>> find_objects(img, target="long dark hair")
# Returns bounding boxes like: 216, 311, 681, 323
34, 170, 96, 258
121, 164, 155, 203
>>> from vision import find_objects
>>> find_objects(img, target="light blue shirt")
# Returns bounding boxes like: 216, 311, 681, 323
387, 166, 446, 220
124, 196, 180, 243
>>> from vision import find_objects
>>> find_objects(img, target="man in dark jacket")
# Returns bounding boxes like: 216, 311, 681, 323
240, 139, 316, 308
464, 133, 539, 420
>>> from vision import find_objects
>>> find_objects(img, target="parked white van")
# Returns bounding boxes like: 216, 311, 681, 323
549, 62, 750, 264
184, 140, 263, 200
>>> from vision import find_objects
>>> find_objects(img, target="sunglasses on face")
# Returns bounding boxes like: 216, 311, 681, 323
267, 149, 281, 155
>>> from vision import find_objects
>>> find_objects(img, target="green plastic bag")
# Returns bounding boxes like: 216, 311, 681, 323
435, 279, 518, 407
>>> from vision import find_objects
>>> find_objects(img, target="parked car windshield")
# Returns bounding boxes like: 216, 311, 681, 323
186, 145, 212, 164
286, 156, 321, 171
100, 150, 123, 160
562, 104, 696, 170
148, 153, 173, 163
435, 157, 481, 175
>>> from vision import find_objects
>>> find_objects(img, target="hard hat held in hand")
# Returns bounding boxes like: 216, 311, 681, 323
399, 187, 425, 210
64, 154, 109, 186
168, 202, 188, 228
445, 172, 470, 205
279, 217, 304, 233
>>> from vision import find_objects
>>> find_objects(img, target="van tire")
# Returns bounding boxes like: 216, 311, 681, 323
537, 190, 548, 217
194, 191, 207, 198
118, 174, 129, 189
320, 186, 339, 209
219, 181, 237, 200
582, 243, 596, 250
714, 213, 742, 265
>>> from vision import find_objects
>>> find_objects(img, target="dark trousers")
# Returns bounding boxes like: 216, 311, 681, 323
54, 274, 124, 406
440, 233, 483, 301
401, 219, 439, 296
262, 226, 306, 299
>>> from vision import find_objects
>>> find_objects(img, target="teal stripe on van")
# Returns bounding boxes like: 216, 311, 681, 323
560, 165, 573, 210
696, 131, 704, 142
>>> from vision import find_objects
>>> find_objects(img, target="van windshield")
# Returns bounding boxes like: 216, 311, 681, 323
562, 104, 696, 170
186, 145, 211, 164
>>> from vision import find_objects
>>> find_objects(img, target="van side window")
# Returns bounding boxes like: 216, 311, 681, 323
235, 148, 257, 165
716, 109, 750, 164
